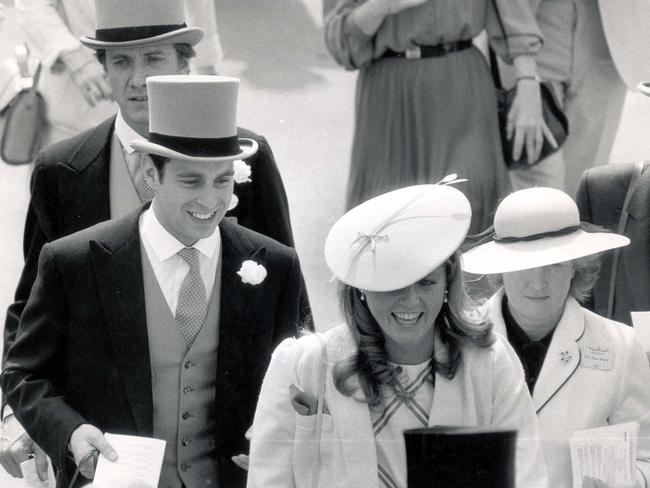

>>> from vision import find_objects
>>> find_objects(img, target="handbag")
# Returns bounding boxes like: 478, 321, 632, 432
0, 45, 45, 166
488, 1, 568, 170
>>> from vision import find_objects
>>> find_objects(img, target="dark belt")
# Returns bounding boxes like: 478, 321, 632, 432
383, 40, 473, 59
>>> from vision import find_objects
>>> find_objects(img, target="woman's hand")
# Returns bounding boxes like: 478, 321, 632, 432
0, 415, 48, 480
60, 47, 113, 108
506, 79, 557, 164
581, 476, 611, 488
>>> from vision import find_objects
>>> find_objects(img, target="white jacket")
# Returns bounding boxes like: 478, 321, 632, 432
248, 323, 548, 488
490, 293, 650, 488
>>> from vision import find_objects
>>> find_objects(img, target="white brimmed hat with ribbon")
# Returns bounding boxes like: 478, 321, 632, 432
462, 187, 629, 275
80, 0, 203, 49
324, 177, 472, 292
131, 75, 258, 162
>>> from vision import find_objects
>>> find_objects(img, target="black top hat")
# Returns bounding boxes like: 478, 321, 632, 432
404, 426, 517, 488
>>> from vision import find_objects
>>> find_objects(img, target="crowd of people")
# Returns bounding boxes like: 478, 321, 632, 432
0, 1, 649, 488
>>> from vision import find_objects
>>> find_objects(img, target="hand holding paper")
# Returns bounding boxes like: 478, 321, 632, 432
570, 422, 639, 488
0, 414, 48, 481
92, 433, 165, 488
69, 424, 117, 480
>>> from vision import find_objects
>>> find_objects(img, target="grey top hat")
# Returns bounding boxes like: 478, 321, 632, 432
131, 75, 258, 163
80, 0, 203, 49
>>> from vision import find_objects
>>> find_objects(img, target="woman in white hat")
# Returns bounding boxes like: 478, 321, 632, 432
247, 180, 547, 488
463, 187, 650, 488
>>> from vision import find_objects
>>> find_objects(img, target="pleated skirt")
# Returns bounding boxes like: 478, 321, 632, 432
345, 46, 510, 234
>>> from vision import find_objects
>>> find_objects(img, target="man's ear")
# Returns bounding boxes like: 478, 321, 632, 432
143, 158, 159, 186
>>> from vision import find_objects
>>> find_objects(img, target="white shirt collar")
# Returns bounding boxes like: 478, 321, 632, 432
141, 205, 221, 262
114, 110, 144, 155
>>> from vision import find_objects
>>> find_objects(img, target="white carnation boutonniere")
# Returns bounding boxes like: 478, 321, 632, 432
237, 260, 267, 285
233, 160, 252, 184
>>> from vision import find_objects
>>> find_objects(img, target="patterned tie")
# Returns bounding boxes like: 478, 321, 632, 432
175, 247, 208, 348
132, 152, 155, 203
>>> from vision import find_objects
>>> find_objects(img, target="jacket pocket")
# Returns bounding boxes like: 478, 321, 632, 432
293, 412, 336, 487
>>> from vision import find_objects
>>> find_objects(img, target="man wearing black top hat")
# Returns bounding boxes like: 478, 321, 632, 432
1, 0, 310, 480
2, 75, 306, 488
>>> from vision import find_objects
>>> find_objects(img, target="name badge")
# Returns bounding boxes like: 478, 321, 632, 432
580, 345, 614, 371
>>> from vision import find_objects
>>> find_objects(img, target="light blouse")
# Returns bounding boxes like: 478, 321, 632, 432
323, 0, 543, 70
372, 361, 434, 488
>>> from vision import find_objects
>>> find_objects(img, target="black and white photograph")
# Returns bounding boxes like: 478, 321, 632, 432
0, 0, 650, 487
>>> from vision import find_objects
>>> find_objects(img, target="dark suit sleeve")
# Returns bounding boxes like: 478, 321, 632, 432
273, 249, 312, 342
3, 155, 58, 367
243, 135, 295, 247
1, 244, 87, 472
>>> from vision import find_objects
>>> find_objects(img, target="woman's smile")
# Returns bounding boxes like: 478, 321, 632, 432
391, 311, 423, 326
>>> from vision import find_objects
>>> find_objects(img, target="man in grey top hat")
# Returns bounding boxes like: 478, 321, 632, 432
0, 0, 310, 480
2, 75, 307, 488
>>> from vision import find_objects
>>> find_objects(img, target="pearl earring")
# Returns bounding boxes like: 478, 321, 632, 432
359, 291, 366, 301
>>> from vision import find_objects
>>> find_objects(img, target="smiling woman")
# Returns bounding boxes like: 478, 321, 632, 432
463, 187, 650, 488
248, 182, 549, 488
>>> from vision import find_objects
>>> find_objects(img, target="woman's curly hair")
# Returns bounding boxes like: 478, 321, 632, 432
333, 251, 493, 408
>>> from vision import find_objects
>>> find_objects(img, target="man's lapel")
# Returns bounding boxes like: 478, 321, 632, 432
626, 163, 650, 223
615, 163, 650, 313
89, 206, 153, 435
218, 220, 267, 338
58, 117, 115, 233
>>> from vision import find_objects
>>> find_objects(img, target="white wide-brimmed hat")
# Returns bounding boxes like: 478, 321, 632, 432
80, 0, 203, 49
462, 187, 629, 275
324, 179, 472, 292
131, 75, 258, 162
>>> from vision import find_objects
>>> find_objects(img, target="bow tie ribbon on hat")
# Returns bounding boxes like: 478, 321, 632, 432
329, 174, 468, 283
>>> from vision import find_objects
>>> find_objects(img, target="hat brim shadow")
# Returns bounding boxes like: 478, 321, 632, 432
462, 230, 630, 275
80, 27, 203, 49
130, 138, 259, 163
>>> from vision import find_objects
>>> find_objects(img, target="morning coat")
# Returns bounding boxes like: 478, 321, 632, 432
1, 209, 306, 488
576, 162, 650, 325
3, 116, 306, 364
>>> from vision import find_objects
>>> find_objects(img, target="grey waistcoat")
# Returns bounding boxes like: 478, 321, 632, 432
141, 244, 222, 488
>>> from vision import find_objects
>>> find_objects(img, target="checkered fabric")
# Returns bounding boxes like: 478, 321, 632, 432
131, 152, 155, 203
373, 365, 433, 488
